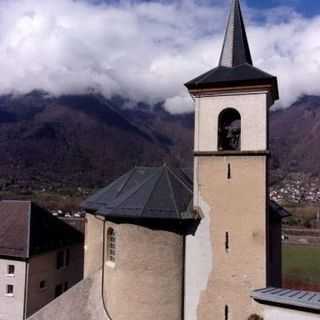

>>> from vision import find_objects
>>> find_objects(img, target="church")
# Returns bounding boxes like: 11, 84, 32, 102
29, 1, 320, 320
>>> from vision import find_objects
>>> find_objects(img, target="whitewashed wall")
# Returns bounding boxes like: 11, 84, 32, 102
0, 258, 27, 320
184, 165, 212, 320
264, 305, 319, 320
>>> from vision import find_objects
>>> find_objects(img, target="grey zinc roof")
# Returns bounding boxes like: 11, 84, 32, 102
219, 0, 252, 67
185, 0, 279, 100
82, 166, 194, 220
270, 200, 290, 220
252, 287, 320, 313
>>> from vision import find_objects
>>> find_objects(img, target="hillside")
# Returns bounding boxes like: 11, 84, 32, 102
0, 92, 193, 194
270, 96, 320, 176
1, 93, 320, 209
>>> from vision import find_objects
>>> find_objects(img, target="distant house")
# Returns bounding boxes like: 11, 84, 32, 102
0, 200, 84, 320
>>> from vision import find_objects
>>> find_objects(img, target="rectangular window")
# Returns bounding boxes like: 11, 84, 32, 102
56, 249, 70, 269
6, 284, 14, 296
227, 164, 231, 179
7, 265, 15, 276
40, 280, 46, 289
56, 251, 64, 270
107, 228, 116, 263
65, 249, 70, 267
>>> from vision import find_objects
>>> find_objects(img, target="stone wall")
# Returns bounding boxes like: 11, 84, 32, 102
103, 220, 184, 320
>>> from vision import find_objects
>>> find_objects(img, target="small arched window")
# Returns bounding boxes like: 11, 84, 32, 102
218, 108, 241, 151
107, 228, 116, 263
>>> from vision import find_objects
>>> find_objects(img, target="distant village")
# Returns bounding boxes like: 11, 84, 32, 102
271, 173, 320, 205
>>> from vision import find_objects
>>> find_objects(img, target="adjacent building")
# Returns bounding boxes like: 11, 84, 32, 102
0, 200, 84, 320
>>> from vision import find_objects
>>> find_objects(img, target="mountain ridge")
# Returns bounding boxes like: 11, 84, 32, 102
0, 92, 319, 198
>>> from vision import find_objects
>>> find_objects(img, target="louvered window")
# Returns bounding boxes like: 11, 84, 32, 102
107, 228, 116, 263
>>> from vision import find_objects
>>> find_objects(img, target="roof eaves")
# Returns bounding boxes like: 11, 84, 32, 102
252, 287, 320, 313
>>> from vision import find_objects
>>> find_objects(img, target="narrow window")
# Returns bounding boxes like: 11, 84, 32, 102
225, 305, 229, 320
218, 108, 241, 151
65, 249, 70, 267
7, 265, 15, 275
227, 164, 231, 179
56, 251, 64, 270
107, 228, 116, 263
40, 280, 46, 289
6, 284, 14, 296
225, 232, 229, 252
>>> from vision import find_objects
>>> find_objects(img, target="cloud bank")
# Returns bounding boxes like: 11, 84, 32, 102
0, 0, 319, 113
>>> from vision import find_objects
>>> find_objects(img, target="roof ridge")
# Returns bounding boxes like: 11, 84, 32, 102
165, 168, 180, 217
108, 168, 162, 215
166, 166, 193, 194
115, 167, 137, 199
141, 167, 166, 217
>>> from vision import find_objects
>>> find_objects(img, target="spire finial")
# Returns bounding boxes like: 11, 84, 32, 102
219, 0, 253, 67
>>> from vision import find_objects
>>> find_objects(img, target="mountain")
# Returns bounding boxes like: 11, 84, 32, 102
1, 92, 320, 200
270, 95, 320, 177
0, 92, 193, 193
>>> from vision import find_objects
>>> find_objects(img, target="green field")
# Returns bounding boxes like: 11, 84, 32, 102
282, 245, 320, 288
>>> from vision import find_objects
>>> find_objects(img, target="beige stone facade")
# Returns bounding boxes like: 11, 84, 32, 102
195, 156, 267, 319
185, 86, 274, 320
103, 220, 184, 320
84, 214, 104, 277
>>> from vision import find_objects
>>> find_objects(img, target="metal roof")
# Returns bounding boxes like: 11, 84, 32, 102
219, 0, 252, 67
185, 0, 279, 100
270, 200, 290, 220
252, 287, 320, 313
82, 165, 194, 221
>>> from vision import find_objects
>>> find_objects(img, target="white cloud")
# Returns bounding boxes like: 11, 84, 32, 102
0, 0, 319, 112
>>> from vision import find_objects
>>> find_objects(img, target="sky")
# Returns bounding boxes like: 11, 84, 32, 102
0, 0, 320, 113
247, 0, 320, 17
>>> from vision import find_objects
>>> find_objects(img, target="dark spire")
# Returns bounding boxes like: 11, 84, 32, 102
219, 0, 253, 67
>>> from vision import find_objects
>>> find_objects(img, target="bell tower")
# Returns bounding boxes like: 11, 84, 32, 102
184, 0, 279, 319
